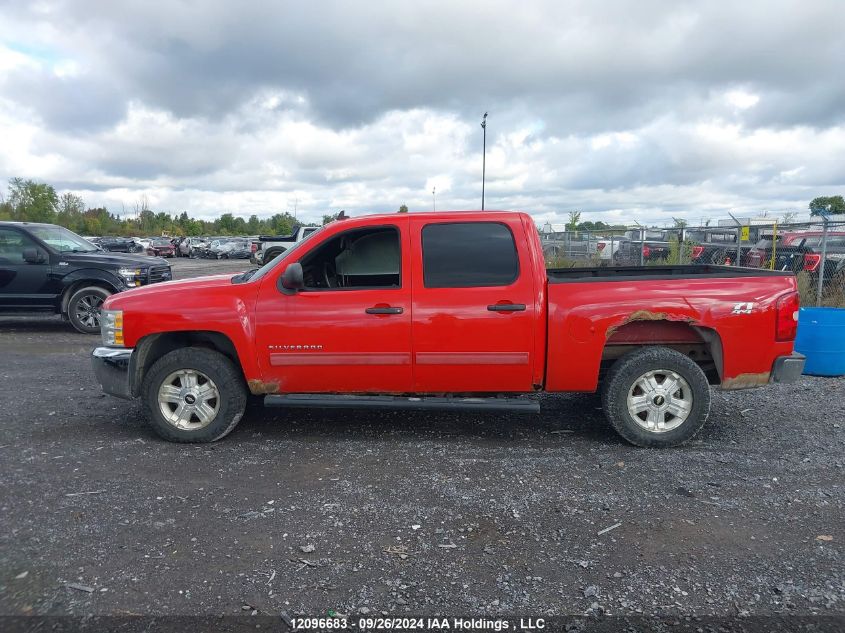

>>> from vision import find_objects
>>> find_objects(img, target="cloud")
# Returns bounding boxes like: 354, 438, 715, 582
0, 0, 843, 226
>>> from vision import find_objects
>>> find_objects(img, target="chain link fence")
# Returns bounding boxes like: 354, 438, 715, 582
539, 218, 845, 307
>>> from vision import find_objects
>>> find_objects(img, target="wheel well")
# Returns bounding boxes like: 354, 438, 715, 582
60, 280, 117, 315
131, 331, 245, 396
264, 246, 287, 260
601, 320, 723, 385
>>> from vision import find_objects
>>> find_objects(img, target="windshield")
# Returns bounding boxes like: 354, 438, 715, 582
28, 225, 99, 253
246, 224, 327, 282
152, 238, 170, 245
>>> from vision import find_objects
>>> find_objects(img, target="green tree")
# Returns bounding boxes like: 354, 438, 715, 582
8, 178, 58, 223
0, 193, 11, 221
56, 192, 86, 232
216, 212, 238, 233
398, 204, 409, 213
672, 217, 688, 228
266, 212, 296, 235
4, 177, 323, 237
567, 210, 581, 231
809, 195, 845, 215
323, 211, 347, 226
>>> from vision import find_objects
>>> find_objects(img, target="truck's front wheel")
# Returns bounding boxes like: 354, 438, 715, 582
141, 348, 247, 443
601, 347, 711, 448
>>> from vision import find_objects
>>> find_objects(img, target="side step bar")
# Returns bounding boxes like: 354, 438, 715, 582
264, 394, 540, 413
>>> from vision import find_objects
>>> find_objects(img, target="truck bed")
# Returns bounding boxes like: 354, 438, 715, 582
547, 264, 793, 282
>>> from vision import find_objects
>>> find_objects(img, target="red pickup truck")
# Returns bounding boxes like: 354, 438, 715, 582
92, 211, 804, 447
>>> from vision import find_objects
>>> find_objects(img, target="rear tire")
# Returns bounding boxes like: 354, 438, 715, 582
141, 348, 247, 443
601, 346, 711, 447
67, 286, 111, 334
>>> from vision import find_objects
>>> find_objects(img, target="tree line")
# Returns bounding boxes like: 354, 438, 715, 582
0, 178, 302, 237
2, 178, 839, 238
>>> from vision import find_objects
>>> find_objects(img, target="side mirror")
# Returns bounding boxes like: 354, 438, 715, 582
23, 248, 44, 264
280, 262, 304, 294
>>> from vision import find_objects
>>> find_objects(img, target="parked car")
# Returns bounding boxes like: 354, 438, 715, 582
93, 236, 144, 254
251, 225, 321, 265
204, 239, 234, 259
148, 237, 176, 258
179, 237, 209, 258
686, 228, 739, 265
541, 231, 602, 260
746, 231, 845, 287
595, 236, 631, 262
92, 210, 803, 448
624, 228, 673, 262
223, 239, 252, 259
0, 222, 171, 334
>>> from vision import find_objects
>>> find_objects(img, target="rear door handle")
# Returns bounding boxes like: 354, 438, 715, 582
487, 303, 526, 312
366, 306, 404, 315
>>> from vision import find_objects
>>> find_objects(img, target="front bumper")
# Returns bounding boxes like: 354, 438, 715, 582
92, 347, 135, 399
771, 352, 806, 383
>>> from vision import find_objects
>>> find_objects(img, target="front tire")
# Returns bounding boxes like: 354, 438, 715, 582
67, 286, 111, 334
601, 347, 711, 447
141, 348, 247, 443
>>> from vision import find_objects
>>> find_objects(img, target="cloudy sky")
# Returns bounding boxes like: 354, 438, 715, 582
1, 0, 843, 227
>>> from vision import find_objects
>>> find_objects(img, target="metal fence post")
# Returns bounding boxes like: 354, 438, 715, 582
816, 214, 830, 306
640, 228, 645, 266
769, 222, 777, 270
728, 212, 742, 266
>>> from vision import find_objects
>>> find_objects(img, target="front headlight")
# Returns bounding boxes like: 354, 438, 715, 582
101, 309, 124, 346
118, 267, 144, 287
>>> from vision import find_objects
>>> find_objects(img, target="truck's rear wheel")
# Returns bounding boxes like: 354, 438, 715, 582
141, 348, 247, 443
601, 347, 710, 447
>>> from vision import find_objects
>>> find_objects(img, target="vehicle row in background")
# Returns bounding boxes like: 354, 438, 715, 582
249, 224, 321, 265
1, 222, 171, 333
540, 225, 844, 286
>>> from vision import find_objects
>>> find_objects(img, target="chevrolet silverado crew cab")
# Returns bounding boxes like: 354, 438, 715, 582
1, 222, 171, 333
91, 211, 804, 447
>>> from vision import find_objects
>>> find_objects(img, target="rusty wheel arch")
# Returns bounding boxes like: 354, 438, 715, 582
601, 318, 724, 385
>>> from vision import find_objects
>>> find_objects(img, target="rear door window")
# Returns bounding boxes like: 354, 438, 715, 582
422, 222, 519, 288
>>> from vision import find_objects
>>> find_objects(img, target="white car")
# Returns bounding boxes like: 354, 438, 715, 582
594, 236, 630, 260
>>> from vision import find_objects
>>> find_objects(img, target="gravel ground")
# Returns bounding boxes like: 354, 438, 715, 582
0, 257, 843, 620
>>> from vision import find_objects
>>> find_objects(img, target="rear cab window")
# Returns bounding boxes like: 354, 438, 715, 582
421, 222, 519, 288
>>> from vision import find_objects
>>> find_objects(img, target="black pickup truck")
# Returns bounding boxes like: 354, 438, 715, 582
0, 222, 171, 333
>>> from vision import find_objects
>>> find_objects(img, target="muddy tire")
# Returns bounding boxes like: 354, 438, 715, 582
141, 348, 247, 443
601, 346, 711, 448
67, 286, 111, 334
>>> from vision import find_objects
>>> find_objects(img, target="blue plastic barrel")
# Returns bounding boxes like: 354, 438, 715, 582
794, 307, 845, 377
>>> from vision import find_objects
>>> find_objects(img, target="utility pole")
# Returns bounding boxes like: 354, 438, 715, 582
432, 186, 436, 212
481, 112, 488, 210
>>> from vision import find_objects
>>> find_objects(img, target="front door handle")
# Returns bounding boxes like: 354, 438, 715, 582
365, 306, 404, 315
487, 303, 526, 312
